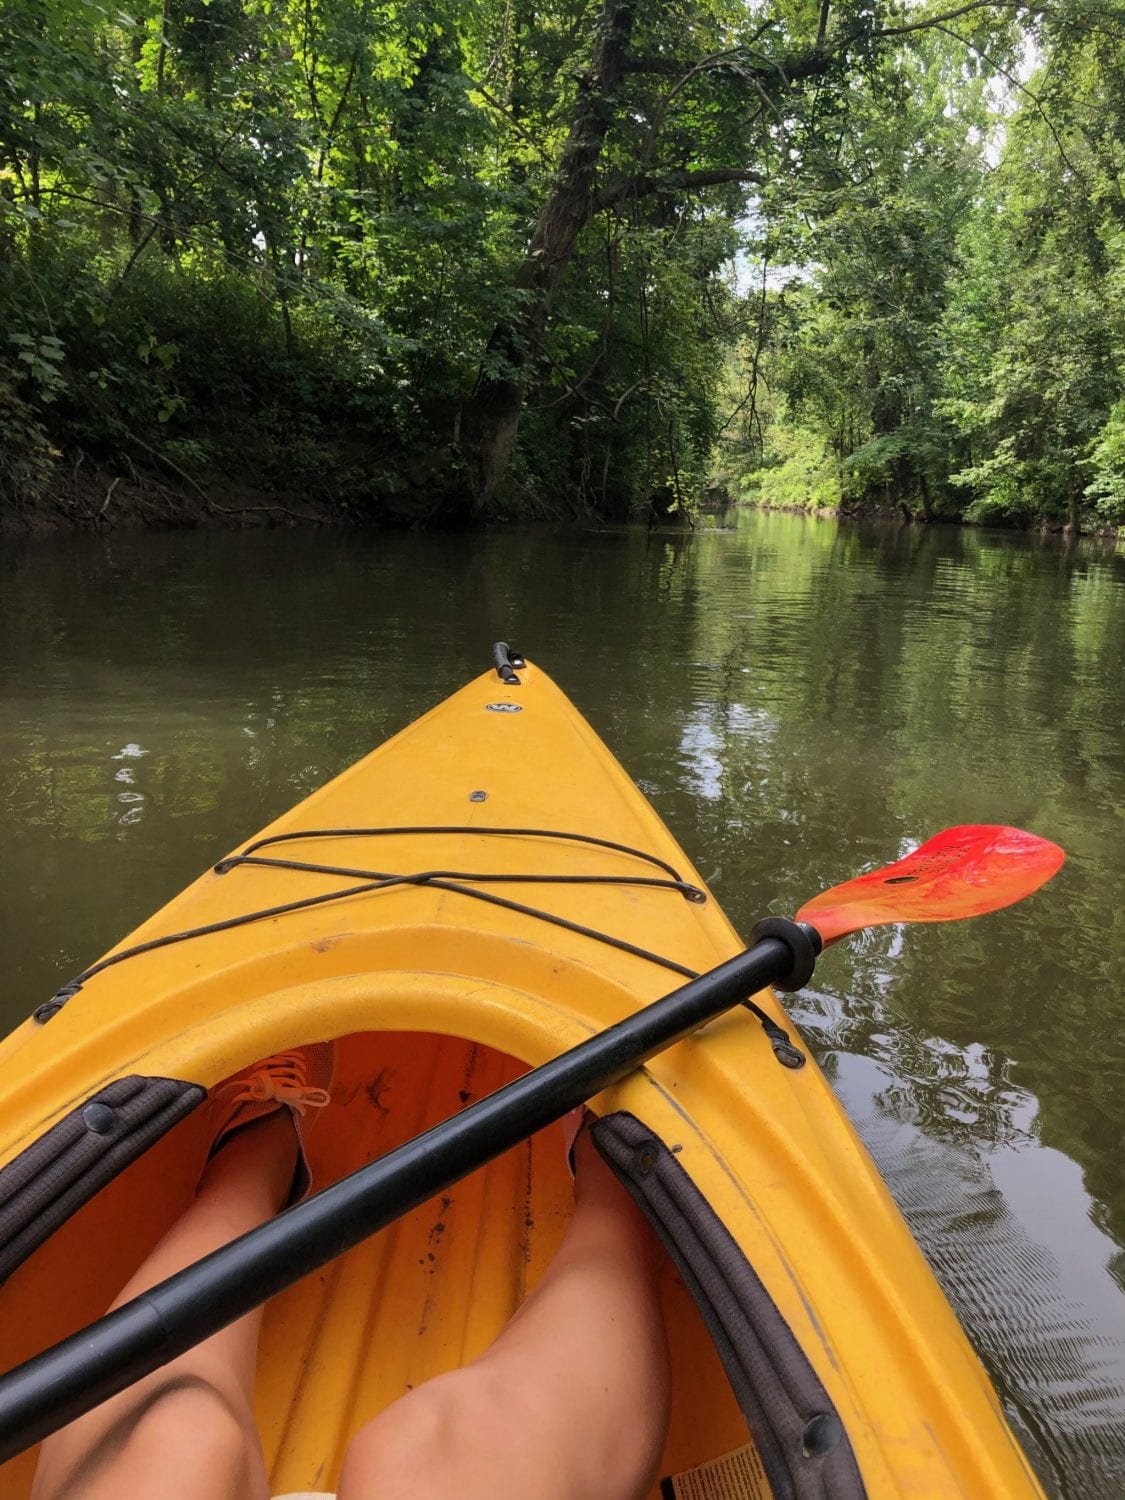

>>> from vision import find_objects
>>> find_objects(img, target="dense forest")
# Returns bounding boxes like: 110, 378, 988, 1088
2, 0, 1123, 530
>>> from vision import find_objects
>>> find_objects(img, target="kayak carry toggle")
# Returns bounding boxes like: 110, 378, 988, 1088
755, 1018, 806, 1070
492, 641, 525, 683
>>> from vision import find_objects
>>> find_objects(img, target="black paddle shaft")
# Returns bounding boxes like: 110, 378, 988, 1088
0, 921, 819, 1460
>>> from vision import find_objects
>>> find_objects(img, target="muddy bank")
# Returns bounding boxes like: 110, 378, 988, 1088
0, 439, 476, 533
8, 469, 1123, 540
1, 452, 358, 535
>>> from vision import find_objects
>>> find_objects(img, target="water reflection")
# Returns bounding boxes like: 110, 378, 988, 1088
802, 1024, 1125, 1497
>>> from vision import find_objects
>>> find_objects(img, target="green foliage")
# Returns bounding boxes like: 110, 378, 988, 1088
0, 360, 59, 501
1, 0, 1123, 525
1084, 400, 1125, 523
0, 0, 525, 511
748, 421, 841, 510
514, 210, 742, 518
937, 57, 1124, 533
718, 13, 1125, 533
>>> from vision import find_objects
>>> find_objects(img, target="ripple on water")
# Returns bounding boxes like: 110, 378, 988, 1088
809, 1037, 1125, 1498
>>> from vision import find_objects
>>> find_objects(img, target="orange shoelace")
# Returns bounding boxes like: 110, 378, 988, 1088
224, 1051, 332, 1117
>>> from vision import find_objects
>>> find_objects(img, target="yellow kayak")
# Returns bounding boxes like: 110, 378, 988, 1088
0, 655, 1045, 1498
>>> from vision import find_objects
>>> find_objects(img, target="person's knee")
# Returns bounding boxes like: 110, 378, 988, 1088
129, 1379, 259, 1471
339, 1362, 666, 1500
34, 1378, 262, 1500
340, 1371, 481, 1495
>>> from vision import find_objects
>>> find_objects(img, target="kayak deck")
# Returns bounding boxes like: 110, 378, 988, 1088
0, 661, 1045, 1497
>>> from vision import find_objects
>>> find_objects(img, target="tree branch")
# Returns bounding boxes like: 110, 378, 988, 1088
871, 0, 1049, 41
464, 76, 554, 164
105, 220, 160, 305
317, 54, 359, 181
817, 0, 831, 48
597, 167, 765, 212
627, 27, 776, 75
634, 43, 832, 85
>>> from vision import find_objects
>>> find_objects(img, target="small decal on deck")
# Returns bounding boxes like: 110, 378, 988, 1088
659, 1443, 772, 1500
485, 703, 522, 712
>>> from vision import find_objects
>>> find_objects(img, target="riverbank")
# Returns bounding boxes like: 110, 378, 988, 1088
0, 443, 591, 535
740, 496, 1125, 541
0, 443, 473, 535
7, 465, 1125, 541
2, 458, 339, 534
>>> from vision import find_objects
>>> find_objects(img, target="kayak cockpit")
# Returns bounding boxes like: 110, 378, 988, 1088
0, 1026, 861, 1498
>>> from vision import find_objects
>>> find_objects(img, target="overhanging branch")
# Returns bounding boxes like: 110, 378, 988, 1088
628, 46, 831, 86
597, 167, 766, 212
871, 0, 1050, 40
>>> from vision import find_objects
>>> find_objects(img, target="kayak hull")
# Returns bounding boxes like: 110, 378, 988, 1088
0, 662, 1043, 1497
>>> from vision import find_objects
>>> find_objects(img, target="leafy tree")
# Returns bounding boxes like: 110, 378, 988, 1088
1, 0, 1122, 527
729, 30, 998, 518
723, 5, 1125, 534
940, 24, 1125, 531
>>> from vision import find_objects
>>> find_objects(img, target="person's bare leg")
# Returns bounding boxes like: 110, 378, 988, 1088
339, 1126, 671, 1500
32, 1113, 297, 1500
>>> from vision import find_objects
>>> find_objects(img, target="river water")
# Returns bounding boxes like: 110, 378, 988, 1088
1, 510, 1123, 1493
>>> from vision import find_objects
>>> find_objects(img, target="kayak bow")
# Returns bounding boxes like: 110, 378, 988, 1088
0, 654, 1057, 1498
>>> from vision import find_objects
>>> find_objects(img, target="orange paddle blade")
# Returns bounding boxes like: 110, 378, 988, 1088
796, 825, 1065, 946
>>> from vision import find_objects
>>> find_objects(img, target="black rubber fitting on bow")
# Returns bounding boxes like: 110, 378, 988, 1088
750, 918, 821, 993
492, 641, 523, 684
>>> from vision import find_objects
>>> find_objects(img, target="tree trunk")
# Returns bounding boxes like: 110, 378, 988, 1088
156, 0, 171, 95
463, 0, 636, 506
1066, 481, 1081, 534
919, 470, 934, 522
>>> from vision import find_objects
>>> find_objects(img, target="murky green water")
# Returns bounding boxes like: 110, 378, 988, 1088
2, 511, 1123, 1493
